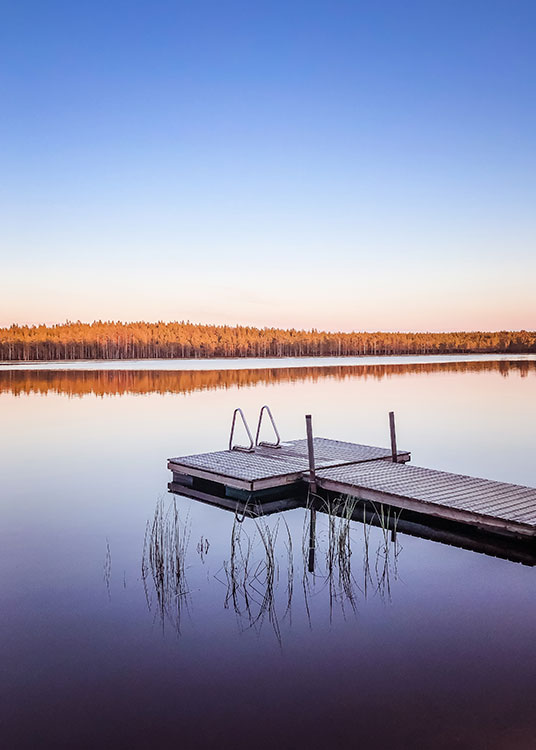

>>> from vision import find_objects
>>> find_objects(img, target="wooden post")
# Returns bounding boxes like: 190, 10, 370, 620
389, 411, 398, 463
305, 414, 316, 493
305, 414, 317, 573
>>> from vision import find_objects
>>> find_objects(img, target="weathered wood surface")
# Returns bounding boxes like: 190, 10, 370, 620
316, 461, 536, 537
168, 437, 410, 491
168, 436, 536, 537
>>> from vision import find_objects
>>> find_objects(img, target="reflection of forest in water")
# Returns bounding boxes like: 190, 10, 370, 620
2, 359, 534, 397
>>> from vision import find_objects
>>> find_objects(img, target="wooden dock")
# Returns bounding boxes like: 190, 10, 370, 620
168, 412, 536, 541
315, 460, 536, 539
169, 437, 410, 492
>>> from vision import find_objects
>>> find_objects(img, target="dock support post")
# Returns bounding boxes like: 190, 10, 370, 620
305, 414, 316, 493
305, 414, 317, 573
389, 411, 398, 463
308, 508, 316, 573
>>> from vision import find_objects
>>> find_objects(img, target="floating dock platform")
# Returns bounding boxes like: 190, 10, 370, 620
169, 437, 410, 492
168, 409, 536, 541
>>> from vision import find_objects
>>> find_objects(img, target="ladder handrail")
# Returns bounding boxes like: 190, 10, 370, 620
229, 408, 255, 452
255, 405, 281, 448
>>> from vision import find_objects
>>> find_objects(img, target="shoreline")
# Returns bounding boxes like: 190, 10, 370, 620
1, 352, 535, 372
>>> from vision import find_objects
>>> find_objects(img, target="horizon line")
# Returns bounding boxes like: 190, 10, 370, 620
1, 319, 535, 336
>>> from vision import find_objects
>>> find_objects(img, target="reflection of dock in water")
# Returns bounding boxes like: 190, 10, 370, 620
168, 407, 536, 563
169, 482, 536, 567
167, 478, 302, 518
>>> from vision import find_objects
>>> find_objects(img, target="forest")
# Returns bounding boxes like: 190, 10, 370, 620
0, 321, 535, 361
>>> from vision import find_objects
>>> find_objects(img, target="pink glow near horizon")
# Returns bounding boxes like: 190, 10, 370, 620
1, 265, 535, 332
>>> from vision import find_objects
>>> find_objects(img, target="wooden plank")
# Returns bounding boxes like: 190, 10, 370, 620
168, 461, 254, 491
252, 471, 306, 491
387, 477, 536, 510
462, 493, 536, 515
316, 475, 536, 538
401, 483, 536, 508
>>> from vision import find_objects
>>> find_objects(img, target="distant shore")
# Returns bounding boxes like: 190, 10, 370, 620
2, 352, 535, 372
1, 322, 535, 362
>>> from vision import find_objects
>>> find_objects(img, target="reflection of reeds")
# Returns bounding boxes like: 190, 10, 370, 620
336, 496, 359, 613
282, 518, 293, 622
103, 538, 112, 600
196, 536, 210, 563
217, 511, 284, 643
141, 494, 404, 639
303, 495, 403, 617
141, 497, 191, 632
361, 501, 403, 603
363, 504, 372, 596
255, 516, 281, 641
317, 497, 360, 619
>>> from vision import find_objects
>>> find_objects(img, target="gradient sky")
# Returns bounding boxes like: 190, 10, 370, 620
1, 0, 535, 331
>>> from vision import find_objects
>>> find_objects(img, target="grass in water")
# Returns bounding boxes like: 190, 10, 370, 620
141, 492, 404, 639
142, 496, 191, 633
217, 510, 285, 643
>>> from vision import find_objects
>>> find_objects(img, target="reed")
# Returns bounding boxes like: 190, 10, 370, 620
103, 538, 112, 600
141, 496, 191, 632
141, 493, 404, 638
311, 495, 403, 611
255, 515, 281, 640
282, 517, 294, 622
320, 496, 359, 618
362, 500, 403, 602
197, 535, 210, 562
216, 509, 291, 642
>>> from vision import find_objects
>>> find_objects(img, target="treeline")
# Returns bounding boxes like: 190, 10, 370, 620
1, 321, 535, 361
1, 360, 533, 398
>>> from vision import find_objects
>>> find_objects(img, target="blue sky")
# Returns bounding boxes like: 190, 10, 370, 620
1, 0, 535, 330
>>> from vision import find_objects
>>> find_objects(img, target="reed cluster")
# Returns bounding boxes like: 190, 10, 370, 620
141, 497, 191, 632
141, 494, 404, 638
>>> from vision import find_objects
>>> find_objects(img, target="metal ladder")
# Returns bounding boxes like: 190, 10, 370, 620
229, 405, 281, 452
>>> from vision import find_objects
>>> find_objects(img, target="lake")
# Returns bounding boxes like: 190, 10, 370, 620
1, 355, 536, 749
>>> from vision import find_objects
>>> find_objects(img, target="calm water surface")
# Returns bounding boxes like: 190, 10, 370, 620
1, 357, 536, 749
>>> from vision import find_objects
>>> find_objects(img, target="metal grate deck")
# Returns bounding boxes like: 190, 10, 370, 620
168, 437, 410, 490
316, 461, 536, 536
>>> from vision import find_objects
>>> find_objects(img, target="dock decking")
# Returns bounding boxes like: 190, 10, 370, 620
316, 460, 536, 538
168, 432, 536, 540
168, 437, 410, 492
